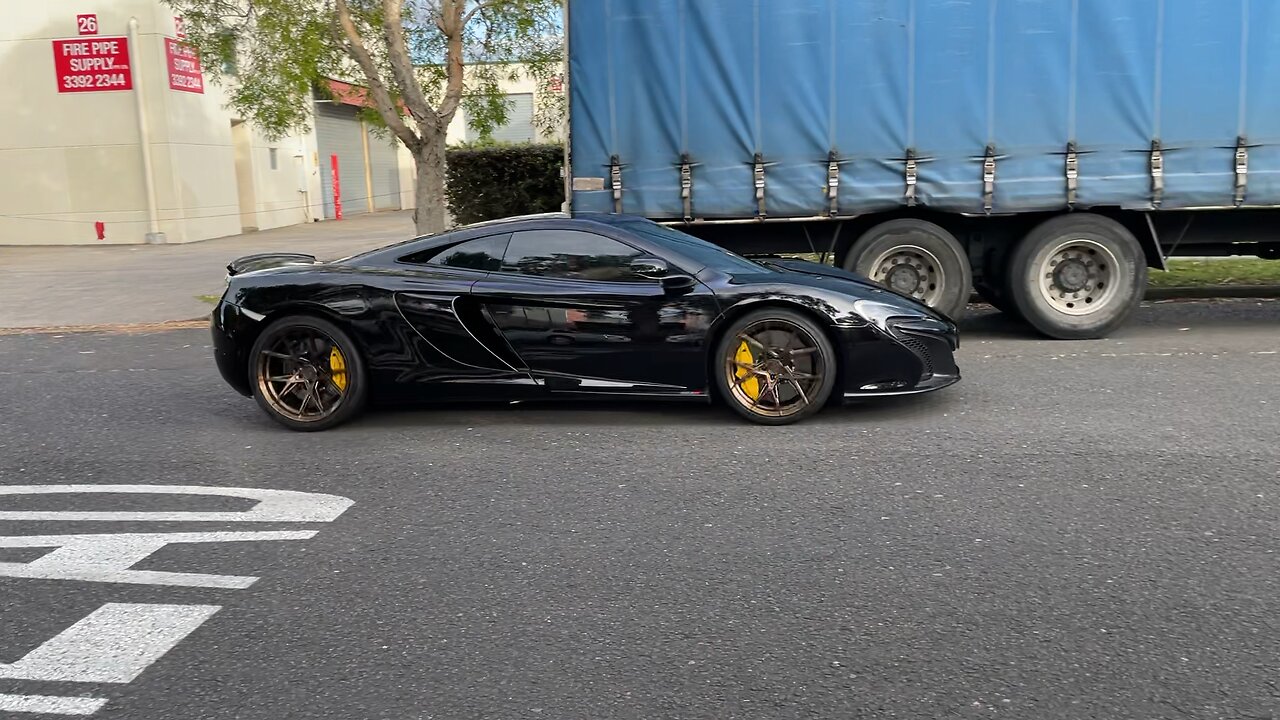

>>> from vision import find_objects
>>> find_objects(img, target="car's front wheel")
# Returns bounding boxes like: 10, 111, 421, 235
713, 308, 837, 425
248, 315, 368, 431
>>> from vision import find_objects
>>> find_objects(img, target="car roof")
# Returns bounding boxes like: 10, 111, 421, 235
343, 213, 669, 265
340, 210, 747, 278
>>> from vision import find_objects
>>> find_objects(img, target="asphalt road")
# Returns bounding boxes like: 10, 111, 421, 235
1, 300, 1278, 720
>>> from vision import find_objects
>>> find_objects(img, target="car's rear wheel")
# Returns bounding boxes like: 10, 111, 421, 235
249, 315, 367, 431
713, 308, 837, 425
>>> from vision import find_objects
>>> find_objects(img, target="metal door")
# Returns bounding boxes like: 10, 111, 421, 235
315, 103, 370, 218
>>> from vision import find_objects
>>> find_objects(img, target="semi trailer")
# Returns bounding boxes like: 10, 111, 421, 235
563, 0, 1280, 338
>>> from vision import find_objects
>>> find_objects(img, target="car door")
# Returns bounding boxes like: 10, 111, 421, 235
472, 228, 720, 392
389, 232, 533, 386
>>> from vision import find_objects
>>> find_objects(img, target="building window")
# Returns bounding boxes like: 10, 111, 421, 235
269, 148, 278, 170
218, 30, 238, 76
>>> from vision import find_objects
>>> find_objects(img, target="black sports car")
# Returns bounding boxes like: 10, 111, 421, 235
212, 213, 960, 430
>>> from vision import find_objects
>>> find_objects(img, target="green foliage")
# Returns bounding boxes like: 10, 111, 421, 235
167, 1, 343, 138
445, 143, 564, 224
164, 0, 562, 140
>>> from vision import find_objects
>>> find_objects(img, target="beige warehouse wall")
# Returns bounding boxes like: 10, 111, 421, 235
0, 4, 558, 246
0, 0, 161, 245
207, 93, 325, 233
0, 1, 323, 246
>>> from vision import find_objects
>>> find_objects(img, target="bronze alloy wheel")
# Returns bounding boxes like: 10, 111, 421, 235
249, 316, 366, 430
719, 311, 836, 424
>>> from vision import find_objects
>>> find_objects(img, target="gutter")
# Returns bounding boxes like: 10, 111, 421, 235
128, 17, 166, 244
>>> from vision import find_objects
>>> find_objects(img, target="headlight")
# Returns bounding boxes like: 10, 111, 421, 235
852, 299, 915, 328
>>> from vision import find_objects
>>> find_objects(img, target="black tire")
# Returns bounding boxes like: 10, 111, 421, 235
843, 219, 972, 321
713, 308, 837, 425
1007, 214, 1148, 340
248, 315, 368, 431
1258, 246, 1280, 260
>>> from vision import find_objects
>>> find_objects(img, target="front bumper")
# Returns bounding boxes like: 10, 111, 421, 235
837, 316, 961, 400
211, 301, 255, 397
843, 371, 960, 400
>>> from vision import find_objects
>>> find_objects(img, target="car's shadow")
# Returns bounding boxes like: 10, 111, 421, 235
959, 297, 1280, 339
345, 389, 959, 430
957, 305, 1037, 340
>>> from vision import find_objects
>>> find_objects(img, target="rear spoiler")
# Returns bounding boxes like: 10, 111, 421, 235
226, 252, 318, 277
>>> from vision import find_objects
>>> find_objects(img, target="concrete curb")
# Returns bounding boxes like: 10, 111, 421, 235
0, 318, 210, 336
970, 285, 1280, 304
1143, 285, 1280, 300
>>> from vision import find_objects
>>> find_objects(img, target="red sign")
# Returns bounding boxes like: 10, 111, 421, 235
52, 37, 132, 93
331, 155, 343, 220
173, 16, 187, 39
76, 14, 98, 35
547, 74, 564, 92
165, 38, 204, 93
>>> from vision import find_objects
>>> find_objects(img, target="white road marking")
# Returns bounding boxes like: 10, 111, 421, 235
0, 603, 219, 683
0, 485, 353, 523
0, 531, 317, 588
0, 693, 108, 715
0, 485, 355, 716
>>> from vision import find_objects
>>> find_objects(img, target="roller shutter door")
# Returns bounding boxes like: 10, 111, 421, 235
366, 129, 401, 210
466, 93, 535, 143
316, 103, 370, 218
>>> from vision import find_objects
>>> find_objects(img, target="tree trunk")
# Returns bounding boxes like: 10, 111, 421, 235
412, 131, 449, 235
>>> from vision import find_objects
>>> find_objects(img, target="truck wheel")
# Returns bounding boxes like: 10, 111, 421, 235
1007, 214, 1147, 340
843, 219, 971, 320
1259, 246, 1280, 260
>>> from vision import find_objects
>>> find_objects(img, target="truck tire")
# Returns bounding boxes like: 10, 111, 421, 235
843, 219, 971, 321
1007, 214, 1147, 340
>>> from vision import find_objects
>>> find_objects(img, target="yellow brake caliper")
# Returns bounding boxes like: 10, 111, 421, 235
734, 340, 761, 400
329, 346, 348, 392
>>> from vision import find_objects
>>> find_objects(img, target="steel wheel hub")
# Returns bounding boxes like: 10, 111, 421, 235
1036, 239, 1120, 316
1054, 259, 1090, 292
868, 245, 944, 305
886, 264, 923, 294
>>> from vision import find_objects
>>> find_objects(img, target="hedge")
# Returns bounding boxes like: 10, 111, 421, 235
445, 143, 565, 226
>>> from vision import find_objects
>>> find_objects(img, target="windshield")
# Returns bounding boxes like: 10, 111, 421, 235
611, 217, 770, 274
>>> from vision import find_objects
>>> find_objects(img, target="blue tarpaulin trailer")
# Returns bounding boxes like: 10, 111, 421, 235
564, 0, 1280, 338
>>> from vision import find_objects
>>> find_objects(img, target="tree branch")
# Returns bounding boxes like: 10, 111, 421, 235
460, 0, 495, 27
381, 0, 442, 135
434, 0, 467, 125
333, 0, 422, 152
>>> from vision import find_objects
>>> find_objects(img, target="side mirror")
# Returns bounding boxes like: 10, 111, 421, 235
661, 274, 697, 295
630, 257, 670, 279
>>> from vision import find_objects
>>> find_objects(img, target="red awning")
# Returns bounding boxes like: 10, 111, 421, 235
321, 78, 408, 114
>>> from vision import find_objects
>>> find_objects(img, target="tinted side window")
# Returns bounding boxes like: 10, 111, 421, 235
502, 230, 645, 281
407, 233, 510, 270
